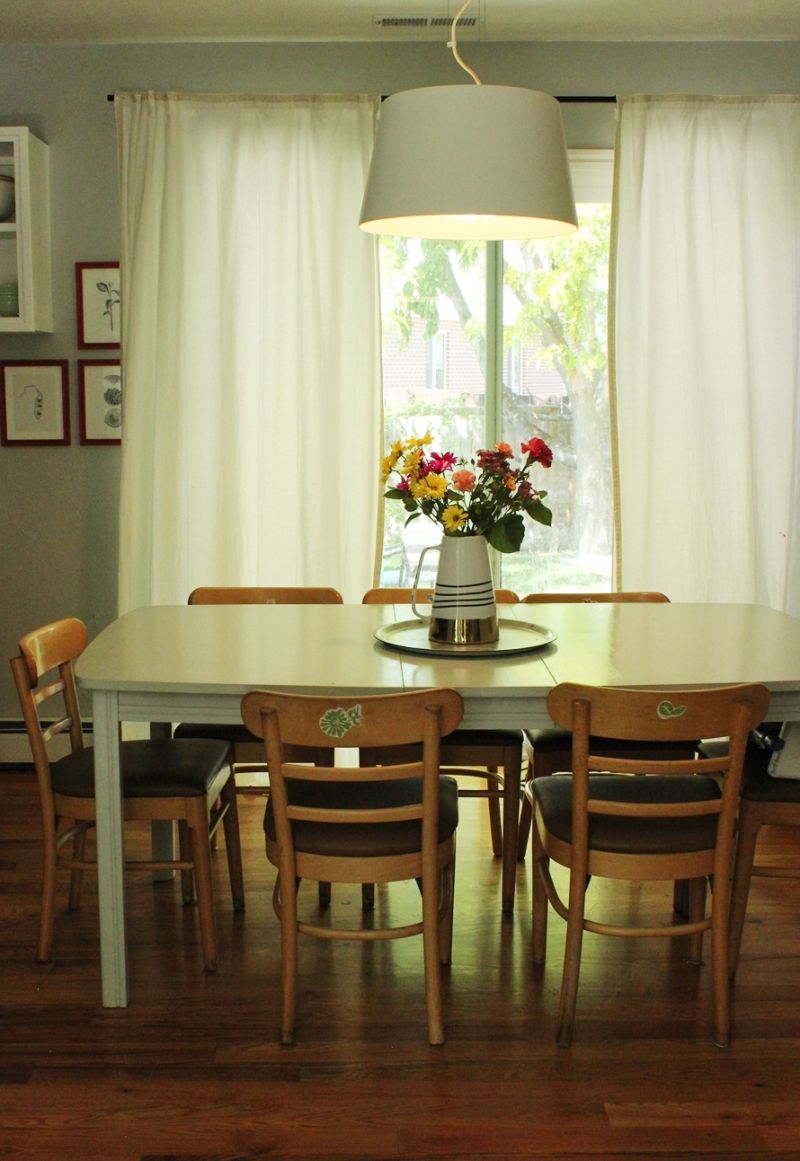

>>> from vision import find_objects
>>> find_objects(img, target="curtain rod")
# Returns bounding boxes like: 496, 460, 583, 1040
106, 92, 616, 103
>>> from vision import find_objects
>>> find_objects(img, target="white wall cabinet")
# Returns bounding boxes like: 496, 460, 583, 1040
0, 127, 52, 333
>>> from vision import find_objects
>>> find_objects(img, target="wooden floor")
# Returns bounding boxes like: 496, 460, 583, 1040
1, 768, 800, 1161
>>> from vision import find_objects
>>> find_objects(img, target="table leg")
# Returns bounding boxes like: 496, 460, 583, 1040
92, 689, 129, 1007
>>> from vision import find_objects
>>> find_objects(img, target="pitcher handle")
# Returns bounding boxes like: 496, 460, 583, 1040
411, 544, 439, 620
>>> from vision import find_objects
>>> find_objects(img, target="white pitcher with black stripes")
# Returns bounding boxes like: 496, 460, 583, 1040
412, 533, 499, 646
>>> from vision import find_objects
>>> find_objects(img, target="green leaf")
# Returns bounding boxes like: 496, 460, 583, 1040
524, 500, 553, 527
486, 514, 525, 553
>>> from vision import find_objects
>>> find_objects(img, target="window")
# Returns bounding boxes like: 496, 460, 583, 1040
378, 151, 614, 595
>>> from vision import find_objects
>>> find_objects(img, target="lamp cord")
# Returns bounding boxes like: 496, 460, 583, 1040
448, 0, 482, 85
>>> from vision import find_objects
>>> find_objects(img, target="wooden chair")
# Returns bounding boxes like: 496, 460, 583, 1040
10, 617, 245, 970
699, 726, 800, 978
188, 586, 343, 606
362, 586, 520, 859
527, 681, 768, 1047
517, 592, 689, 858
240, 687, 464, 1045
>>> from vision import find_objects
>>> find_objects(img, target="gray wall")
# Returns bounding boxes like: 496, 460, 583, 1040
0, 39, 798, 720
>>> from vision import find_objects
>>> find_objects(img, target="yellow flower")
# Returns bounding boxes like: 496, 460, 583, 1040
402, 448, 424, 478
442, 504, 469, 532
381, 439, 405, 482
403, 432, 432, 452
410, 472, 447, 500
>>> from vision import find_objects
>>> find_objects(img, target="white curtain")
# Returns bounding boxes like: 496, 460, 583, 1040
611, 95, 800, 614
115, 92, 382, 610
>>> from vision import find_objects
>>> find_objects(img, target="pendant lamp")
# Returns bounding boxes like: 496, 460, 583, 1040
359, 2, 578, 241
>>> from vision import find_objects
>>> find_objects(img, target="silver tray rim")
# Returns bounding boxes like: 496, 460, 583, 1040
374, 617, 556, 658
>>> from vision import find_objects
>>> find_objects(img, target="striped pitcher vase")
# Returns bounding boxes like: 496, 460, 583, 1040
412, 533, 499, 646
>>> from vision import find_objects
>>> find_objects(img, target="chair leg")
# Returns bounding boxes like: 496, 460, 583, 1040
438, 848, 457, 966
728, 804, 761, 981
486, 794, 503, 859
556, 865, 588, 1047
361, 883, 375, 910
501, 744, 523, 914
68, 824, 88, 911
673, 878, 690, 917
318, 881, 331, 907
686, 876, 708, 965
37, 834, 58, 964
422, 877, 445, 1046
531, 816, 548, 965
178, 821, 195, 904
518, 793, 532, 861
187, 806, 218, 972
220, 776, 245, 912
710, 864, 732, 1048
278, 874, 299, 1045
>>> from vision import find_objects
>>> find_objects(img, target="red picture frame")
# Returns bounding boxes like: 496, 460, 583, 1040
1, 360, 70, 446
78, 360, 122, 445
76, 261, 121, 349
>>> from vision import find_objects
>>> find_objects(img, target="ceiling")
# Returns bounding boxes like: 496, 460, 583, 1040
3, 0, 799, 45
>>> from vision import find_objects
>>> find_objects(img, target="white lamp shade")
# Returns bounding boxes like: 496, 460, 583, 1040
359, 84, 578, 241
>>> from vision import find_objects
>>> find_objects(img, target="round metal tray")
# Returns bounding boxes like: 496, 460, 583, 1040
374, 617, 556, 658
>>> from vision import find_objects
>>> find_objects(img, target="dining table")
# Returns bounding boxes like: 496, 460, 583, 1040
76, 598, 800, 1008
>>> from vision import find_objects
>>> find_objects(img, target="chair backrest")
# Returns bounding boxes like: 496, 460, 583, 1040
363, 586, 519, 604
10, 617, 89, 801
189, 586, 343, 605
547, 682, 769, 855
522, 591, 669, 604
241, 688, 463, 869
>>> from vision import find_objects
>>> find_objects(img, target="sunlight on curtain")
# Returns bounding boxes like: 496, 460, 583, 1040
115, 92, 381, 609
611, 95, 800, 614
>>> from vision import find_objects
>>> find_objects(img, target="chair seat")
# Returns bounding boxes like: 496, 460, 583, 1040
174, 722, 258, 745
534, 773, 722, 854
173, 722, 324, 763
264, 775, 459, 857
524, 727, 695, 764
51, 739, 232, 798
443, 728, 522, 749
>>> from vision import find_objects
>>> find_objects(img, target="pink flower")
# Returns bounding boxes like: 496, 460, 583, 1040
452, 469, 476, 493
520, 437, 553, 468
428, 451, 457, 473
396, 478, 410, 492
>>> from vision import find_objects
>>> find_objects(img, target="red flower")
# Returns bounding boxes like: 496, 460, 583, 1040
520, 437, 553, 468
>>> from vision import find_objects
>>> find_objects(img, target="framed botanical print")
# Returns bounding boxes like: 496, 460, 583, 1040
76, 261, 121, 348
78, 360, 122, 445
1, 361, 70, 445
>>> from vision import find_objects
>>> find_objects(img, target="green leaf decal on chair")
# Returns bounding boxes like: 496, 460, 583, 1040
657, 699, 687, 720
319, 705, 362, 738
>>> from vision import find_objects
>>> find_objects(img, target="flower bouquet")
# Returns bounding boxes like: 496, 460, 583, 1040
382, 434, 554, 554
